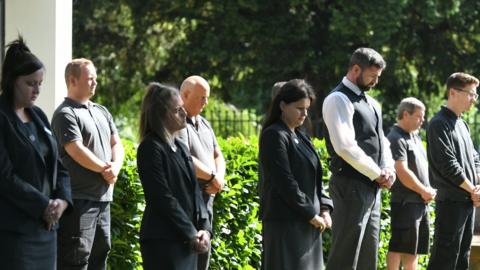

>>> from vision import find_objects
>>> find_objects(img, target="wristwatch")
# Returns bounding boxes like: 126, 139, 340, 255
207, 171, 216, 182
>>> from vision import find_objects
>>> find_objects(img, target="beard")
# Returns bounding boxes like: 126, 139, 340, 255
356, 75, 372, 92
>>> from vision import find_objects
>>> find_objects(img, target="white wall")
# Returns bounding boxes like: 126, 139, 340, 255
5, 0, 72, 119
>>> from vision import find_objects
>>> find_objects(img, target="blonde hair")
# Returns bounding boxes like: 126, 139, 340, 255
64, 58, 94, 87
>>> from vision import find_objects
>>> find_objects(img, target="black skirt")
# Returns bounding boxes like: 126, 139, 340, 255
0, 229, 56, 270
262, 220, 325, 270
141, 238, 197, 270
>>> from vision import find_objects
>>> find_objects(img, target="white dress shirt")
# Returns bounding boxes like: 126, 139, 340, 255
322, 77, 394, 181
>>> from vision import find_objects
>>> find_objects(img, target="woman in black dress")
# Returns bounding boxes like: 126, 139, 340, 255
259, 79, 333, 270
0, 37, 72, 269
137, 82, 211, 269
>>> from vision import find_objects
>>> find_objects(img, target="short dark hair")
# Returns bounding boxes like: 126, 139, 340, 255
349, 47, 386, 70
139, 82, 180, 142
262, 79, 315, 131
1, 36, 44, 105
446, 72, 479, 91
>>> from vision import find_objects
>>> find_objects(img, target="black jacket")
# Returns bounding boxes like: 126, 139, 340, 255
427, 106, 480, 201
137, 134, 210, 242
259, 121, 333, 221
0, 96, 72, 233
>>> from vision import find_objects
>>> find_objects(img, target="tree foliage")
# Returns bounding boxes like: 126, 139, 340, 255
73, 0, 480, 127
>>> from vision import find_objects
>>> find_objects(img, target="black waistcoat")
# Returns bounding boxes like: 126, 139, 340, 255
324, 83, 384, 183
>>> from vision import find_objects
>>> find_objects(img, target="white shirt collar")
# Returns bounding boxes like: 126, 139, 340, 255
342, 76, 362, 96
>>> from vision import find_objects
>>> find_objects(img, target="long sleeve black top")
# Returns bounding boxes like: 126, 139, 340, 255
427, 106, 480, 201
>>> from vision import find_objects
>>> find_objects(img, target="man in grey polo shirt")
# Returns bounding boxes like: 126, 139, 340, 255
51, 58, 124, 270
386, 97, 436, 270
178, 75, 226, 270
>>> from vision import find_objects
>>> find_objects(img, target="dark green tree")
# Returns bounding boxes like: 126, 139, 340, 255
74, 0, 480, 131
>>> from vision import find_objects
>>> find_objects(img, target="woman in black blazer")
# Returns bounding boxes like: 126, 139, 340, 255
0, 38, 72, 269
259, 79, 333, 270
137, 82, 211, 270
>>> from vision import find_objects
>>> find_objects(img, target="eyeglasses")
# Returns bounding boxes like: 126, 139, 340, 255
453, 87, 479, 99
173, 106, 185, 114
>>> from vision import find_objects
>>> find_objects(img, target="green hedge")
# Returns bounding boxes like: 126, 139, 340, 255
109, 136, 431, 269
209, 136, 262, 269
109, 139, 144, 270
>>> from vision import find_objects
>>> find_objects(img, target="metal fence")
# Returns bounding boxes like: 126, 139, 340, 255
468, 113, 480, 149
203, 109, 327, 139
203, 109, 262, 138
203, 107, 480, 150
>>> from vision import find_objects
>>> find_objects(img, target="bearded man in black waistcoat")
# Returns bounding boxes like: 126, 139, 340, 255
322, 47, 395, 270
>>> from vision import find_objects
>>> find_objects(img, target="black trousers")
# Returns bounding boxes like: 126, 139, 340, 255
198, 193, 214, 270
58, 199, 111, 270
327, 174, 381, 270
427, 200, 474, 270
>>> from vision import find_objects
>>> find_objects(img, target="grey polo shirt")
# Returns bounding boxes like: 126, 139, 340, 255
387, 125, 430, 203
177, 115, 218, 187
51, 98, 118, 202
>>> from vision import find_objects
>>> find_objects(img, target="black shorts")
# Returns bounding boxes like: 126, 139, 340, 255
388, 202, 430, 255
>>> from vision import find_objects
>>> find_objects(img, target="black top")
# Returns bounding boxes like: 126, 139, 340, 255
387, 125, 429, 203
427, 106, 480, 201
51, 97, 118, 201
22, 121, 52, 197
259, 120, 333, 222
137, 135, 210, 241
0, 96, 72, 233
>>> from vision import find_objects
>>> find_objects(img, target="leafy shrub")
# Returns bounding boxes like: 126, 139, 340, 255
109, 136, 433, 269
210, 136, 262, 270
109, 139, 144, 270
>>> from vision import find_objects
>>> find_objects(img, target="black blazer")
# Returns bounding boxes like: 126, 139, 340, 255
137, 134, 210, 242
259, 121, 333, 221
0, 96, 72, 233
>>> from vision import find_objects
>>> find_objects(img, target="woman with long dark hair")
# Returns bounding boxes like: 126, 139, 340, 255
137, 82, 211, 269
0, 37, 72, 268
259, 79, 333, 270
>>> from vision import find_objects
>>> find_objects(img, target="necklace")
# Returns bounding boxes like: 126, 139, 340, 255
22, 121, 37, 142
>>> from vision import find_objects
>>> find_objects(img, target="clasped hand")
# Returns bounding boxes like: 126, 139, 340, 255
309, 211, 332, 233
101, 162, 121, 184
42, 199, 68, 231
191, 230, 211, 254
421, 187, 437, 203
375, 168, 395, 189
204, 175, 226, 195
471, 185, 480, 207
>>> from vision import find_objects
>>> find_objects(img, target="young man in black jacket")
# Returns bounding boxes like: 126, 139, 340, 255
427, 72, 480, 270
